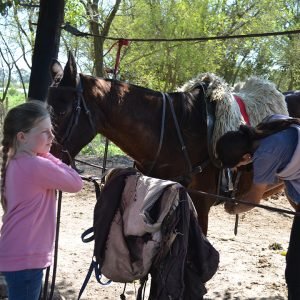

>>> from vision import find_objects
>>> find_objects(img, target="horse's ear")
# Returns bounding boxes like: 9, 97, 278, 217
50, 59, 63, 80
60, 51, 77, 87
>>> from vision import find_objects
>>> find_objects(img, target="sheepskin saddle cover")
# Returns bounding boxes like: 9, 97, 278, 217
180, 73, 288, 153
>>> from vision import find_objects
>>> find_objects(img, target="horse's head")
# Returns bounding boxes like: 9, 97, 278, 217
47, 52, 97, 163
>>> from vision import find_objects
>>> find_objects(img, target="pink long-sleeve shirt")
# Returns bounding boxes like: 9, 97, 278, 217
0, 152, 83, 272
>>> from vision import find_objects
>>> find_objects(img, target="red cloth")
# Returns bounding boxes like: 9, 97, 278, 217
234, 95, 250, 125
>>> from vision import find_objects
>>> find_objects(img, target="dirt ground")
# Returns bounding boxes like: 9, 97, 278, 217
1, 155, 294, 300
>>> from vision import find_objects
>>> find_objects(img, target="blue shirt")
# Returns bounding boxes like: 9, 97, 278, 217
253, 127, 299, 202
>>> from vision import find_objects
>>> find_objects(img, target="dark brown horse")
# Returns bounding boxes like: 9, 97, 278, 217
47, 52, 298, 235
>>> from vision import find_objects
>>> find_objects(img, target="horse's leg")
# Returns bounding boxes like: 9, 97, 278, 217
188, 168, 219, 236
188, 190, 215, 236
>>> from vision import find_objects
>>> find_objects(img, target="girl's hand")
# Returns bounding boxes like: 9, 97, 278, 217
38, 152, 62, 164
224, 202, 252, 214
225, 183, 266, 215
224, 201, 237, 214
37, 152, 48, 157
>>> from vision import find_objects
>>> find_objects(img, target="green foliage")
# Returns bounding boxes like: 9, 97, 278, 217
7, 86, 17, 96
64, 0, 86, 26
60, 0, 300, 91
5, 0, 300, 101
109, 0, 297, 90
80, 135, 125, 157
6, 89, 25, 109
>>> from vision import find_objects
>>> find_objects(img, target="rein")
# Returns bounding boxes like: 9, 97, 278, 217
165, 93, 193, 182
146, 93, 167, 175
145, 90, 211, 185
42, 190, 63, 300
187, 188, 300, 217
146, 87, 213, 185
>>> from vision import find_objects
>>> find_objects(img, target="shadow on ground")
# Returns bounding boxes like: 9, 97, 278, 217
205, 290, 285, 300
42, 278, 78, 300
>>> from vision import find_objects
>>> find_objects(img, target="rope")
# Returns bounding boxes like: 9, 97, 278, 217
114, 39, 130, 76
62, 24, 300, 42
75, 158, 104, 170
101, 39, 129, 177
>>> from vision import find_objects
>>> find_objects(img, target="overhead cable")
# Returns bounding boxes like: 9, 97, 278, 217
62, 23, 300, 42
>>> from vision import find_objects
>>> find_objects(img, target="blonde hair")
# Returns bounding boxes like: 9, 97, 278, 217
1, 101, 49, 213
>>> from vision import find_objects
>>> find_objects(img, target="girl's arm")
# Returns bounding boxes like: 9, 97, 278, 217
225, 183, 268, 214
33, 155, 83, 193
38, 152, 63, 165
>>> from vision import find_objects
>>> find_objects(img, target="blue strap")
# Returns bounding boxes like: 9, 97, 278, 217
77, 259, 94, 300
81, 227, 94, 243
77, 258, 112, 300
94, 261, 112, 285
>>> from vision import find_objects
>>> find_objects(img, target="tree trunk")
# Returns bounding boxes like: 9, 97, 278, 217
86, 0, 121, 77
28, 0, 65, 102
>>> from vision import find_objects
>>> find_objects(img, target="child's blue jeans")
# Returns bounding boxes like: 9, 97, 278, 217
2, 268, 43, 300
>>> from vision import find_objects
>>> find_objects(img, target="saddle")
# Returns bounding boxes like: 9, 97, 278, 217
79, 167, 219, 300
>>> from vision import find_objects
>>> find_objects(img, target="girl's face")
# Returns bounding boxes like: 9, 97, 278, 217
17, 117, 54, 155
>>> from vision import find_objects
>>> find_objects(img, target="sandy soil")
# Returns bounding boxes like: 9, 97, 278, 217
1, 155, 294, 300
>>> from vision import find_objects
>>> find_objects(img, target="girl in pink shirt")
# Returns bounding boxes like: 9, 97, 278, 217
0, 101, 83, 299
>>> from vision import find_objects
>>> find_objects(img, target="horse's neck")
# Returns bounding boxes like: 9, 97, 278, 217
91, 78, 163, 162
87, 77, 207, 177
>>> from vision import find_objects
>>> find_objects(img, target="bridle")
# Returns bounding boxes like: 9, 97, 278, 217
48, 74, 96, 156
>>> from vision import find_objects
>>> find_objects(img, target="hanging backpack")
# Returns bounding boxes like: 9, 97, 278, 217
78, 167, 219, 299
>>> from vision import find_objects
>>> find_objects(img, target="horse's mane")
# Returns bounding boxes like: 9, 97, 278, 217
105, 78, 160, 94
105, 77, 204, 129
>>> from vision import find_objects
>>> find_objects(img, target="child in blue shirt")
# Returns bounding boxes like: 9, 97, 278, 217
216, 114, 300, 300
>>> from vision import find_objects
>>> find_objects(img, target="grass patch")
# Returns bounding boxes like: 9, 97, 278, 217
3, 88, 26, 110
7, 94, 26, 109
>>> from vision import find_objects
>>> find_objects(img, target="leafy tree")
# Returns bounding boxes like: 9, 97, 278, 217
2, 0, 300, 97
63, 0, 121, 77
